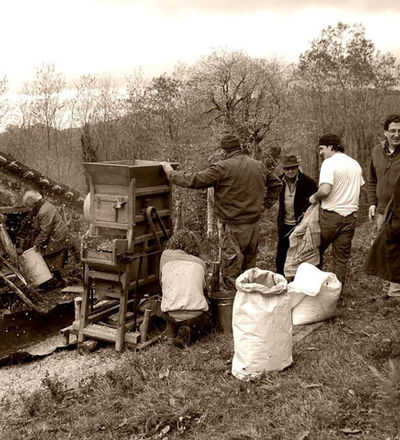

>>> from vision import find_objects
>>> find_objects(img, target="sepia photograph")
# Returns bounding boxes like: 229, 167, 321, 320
0, 1, 399, 439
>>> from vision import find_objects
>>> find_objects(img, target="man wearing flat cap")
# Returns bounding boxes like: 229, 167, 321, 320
161, 134, 282, 292
276, 155, 317, 276
309, 133, 364, 285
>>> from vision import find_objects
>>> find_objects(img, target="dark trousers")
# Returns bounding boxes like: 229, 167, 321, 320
161, 311, 213, 344
220, 222, 260, 291
318, 208, 357, 285
275, 223, 297, 276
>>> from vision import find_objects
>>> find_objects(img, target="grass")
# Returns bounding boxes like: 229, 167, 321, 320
1, 223, 400, 439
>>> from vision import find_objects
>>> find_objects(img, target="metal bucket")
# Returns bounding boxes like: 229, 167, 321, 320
21, 247, 52, 286
210, 294, 234, 333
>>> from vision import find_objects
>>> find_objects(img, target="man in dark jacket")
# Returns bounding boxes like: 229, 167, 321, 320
161, 134, 282, 291
276, 155, 317, 277
20, 190, 70, 288
368, 114, 400, 297
366, 173, 400, 286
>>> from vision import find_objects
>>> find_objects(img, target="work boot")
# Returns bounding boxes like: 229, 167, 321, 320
165, 322, 175, 346
174, 326, 191, 349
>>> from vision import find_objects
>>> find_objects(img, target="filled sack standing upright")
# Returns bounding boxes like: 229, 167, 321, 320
288, 262, 342, 325
232, 268, 292, 380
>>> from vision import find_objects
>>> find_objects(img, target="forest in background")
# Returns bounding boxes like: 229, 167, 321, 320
0, 22, 399, 229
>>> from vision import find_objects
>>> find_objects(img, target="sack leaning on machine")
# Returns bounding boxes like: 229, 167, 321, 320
232, 268, 292, 380
288, 263, 342, 325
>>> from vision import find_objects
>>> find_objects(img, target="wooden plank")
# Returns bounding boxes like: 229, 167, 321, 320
84, 162, 132, 186
0, 271, 43, 314
135, 185, 170, 196
93, 185, 129, 196
78, 268, 91, 344
87, 270, 120, 281
91, 221, 129, 229
61, 285, 84, 294
82, 323, 118, 342
81, 324, 142, 347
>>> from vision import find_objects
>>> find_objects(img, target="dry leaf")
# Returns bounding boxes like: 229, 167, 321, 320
302, 383, 322, 389
159, 368, 170, 379
294, 430, 310, 440
158, 425, 170, 437
340, 428, 361, 434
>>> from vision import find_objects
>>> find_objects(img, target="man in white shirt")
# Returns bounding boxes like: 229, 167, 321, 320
309, 134, 365, 285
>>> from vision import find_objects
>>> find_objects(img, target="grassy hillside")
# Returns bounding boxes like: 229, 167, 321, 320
0, 222, 399, 440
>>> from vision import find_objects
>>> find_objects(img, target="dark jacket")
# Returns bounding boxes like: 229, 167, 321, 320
366, 174, 400, 283
33, 200, 70, 256
170, 150, 282, 225
367, 140, 400, 214
277, 171, 317, 232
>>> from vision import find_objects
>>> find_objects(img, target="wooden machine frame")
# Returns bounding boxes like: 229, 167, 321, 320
62, 160, 175, 351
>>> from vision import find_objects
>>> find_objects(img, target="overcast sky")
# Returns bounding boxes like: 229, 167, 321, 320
2, 0, 400, 91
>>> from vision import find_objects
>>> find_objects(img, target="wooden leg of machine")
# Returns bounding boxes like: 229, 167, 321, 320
115, 283, 129, 352
139, 309, 151, 343
78, 267, 91, 344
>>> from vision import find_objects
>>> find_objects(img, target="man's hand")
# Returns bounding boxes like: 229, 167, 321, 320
368, 205, 376, 221
309, 194, 318, 205
160, 162, 174, 179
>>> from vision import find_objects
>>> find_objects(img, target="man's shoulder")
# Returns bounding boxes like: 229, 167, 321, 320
371, 141, 386, 156
220, 153, 261, 169
339, 153, 363, 169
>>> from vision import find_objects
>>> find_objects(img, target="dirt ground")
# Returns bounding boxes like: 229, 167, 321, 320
0, 339, 133, 404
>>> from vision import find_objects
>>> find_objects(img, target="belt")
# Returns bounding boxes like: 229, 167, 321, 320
321, 208, 357, 218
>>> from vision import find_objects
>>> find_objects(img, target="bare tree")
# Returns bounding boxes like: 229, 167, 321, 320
296, 22, 400, 173
189, 49, 291, 160
21, 63, 67, 176
0, 76, 9, 130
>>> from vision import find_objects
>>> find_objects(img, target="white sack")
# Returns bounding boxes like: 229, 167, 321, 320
288, 263, 342, 325
232, 268, 292, 380
284, 205, 321, 278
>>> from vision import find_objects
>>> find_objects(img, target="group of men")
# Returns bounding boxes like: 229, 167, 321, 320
162, 114, 400, 296
14, 114, 400, 296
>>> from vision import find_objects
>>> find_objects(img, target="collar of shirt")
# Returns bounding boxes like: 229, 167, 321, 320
283, 174, 298, 193
383, 140, 398, 156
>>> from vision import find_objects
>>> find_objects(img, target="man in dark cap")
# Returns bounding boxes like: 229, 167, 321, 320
276, 155, 317, 277
19, 190, 70, 288
309, 134, 364, 285
161, 134, 282, 292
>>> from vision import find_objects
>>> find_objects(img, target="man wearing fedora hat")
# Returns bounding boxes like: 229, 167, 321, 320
276, 155, 317, 276
161, 134, 282, 292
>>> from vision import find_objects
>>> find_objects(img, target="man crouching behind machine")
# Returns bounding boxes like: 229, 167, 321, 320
158, 229, 213, 348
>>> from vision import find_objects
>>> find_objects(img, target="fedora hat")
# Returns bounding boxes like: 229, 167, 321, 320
281, 155, 300, 168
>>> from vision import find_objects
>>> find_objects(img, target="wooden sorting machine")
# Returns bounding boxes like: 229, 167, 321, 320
62, 160, 175, 351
